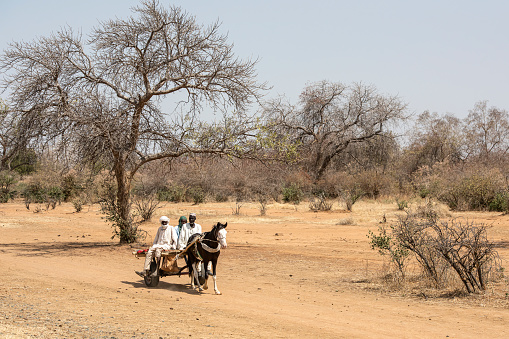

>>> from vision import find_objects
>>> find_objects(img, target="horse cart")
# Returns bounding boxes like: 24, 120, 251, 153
132, 239, 205, 287
133, 222, 227, 293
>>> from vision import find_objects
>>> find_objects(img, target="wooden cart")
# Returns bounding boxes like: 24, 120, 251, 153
132, 237, 205, 287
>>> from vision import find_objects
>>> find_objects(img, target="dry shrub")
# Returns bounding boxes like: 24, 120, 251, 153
369, 200, 502, 294
147, 157, 287, 204
20, 161, 65, 210
313, 171, 344, 198
355, 169, 394, 199
336, 217, 354, 225
413, 162, 508, 211
342, 186, 365, 211
318, 170, 394, 199
393, 210, 500, 293
414, 199, 450, 219
309, 193, 332, 211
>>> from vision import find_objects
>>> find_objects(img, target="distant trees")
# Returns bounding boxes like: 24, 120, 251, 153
404, 102, 509, 172
0, 0, 266, 243
266, 80, 408, 181
0, 99, 17, 171
403, 111, 464, 174
464, 101, 509, 161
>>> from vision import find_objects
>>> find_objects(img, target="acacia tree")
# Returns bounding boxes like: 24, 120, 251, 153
0, 0, 266, 242
266, 80, 407, 181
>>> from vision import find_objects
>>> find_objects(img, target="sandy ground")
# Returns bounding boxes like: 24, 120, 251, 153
1, 199, 509, 338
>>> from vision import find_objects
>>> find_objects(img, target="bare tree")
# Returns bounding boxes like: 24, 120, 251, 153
266, 80, 407, 181
338, 132, 399, 173
463, 101, 509, 162
0, 0, 266, 242
402, 111, 464, 175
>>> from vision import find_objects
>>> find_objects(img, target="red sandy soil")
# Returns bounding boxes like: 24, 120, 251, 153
1, 200, 509, 338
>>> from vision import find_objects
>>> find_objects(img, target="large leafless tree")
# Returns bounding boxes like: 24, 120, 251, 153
0, 0, 266, 242
266, 80, 407, 181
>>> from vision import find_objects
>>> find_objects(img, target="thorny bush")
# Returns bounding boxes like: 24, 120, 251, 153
373, 205, 502, 293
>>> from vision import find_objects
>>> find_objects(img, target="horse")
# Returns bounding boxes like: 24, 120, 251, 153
186, 222, 227, 294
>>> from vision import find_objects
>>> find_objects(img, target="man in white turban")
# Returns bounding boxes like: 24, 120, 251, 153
136, 216, 177, 277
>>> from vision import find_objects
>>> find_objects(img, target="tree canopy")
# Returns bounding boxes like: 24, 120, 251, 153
265, 80, 408, 181
0, 0, 267, 242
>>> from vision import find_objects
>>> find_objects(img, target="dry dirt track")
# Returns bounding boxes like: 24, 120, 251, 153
1, 200, 509, 338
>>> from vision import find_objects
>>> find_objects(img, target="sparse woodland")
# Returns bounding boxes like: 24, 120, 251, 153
1, 0, 509, 295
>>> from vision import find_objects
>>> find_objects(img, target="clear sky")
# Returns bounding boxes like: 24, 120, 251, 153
1, 0, 508, 119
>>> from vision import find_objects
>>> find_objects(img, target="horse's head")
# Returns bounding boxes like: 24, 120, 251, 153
214, 222, 228, 249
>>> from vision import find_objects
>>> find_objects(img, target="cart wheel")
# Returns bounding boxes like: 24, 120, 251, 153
144, 260, 160, 287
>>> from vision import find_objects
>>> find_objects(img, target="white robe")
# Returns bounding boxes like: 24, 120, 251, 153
151, 225, 178, 250
177, 223, 202, 250
143, 225, 178, 271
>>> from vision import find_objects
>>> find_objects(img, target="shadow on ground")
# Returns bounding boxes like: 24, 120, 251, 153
0, 241, 122, 256
121, 279, 201, 295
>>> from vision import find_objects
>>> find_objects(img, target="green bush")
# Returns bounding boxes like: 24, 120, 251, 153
396, 199, 408, 210
10, 149, 37, 176
214, 191, 229, 202
47, 186, 64, 202
439, 174, 501, 211
22, 182, 64, 210
157, 184, 187, 203
23, 182, 47, 204
0, 171, 18, 203
282, 183, 303, 204
61, 173, 83, 202
367, 225, 409, 279
188, 186, 205, 204
418, 187, 430, 199
489, 192, 509, 212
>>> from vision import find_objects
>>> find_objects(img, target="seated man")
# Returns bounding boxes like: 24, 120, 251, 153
176, 212, 213, 274
176, 213, 202, 250
136, 216, 177, 277
174, 215, 187, 240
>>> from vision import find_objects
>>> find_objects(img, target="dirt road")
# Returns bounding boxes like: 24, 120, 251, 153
1, 200, 508, 338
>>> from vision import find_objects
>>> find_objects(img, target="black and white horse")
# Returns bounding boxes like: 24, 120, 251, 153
186, 222, 227, 294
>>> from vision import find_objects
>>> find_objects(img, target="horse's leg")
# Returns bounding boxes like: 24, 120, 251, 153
203, 260, 209, 290
212, 259, 221, 295
190, 260, 196, 290
192, 262, 203, 292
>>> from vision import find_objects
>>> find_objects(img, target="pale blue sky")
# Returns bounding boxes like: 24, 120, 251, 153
1, 0, 508, 119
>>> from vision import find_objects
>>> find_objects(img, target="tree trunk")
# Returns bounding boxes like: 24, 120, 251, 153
114, 158, 135, 243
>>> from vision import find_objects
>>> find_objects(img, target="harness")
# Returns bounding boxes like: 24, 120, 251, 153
190, 233, 222, 261
201, 241, 221, 253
